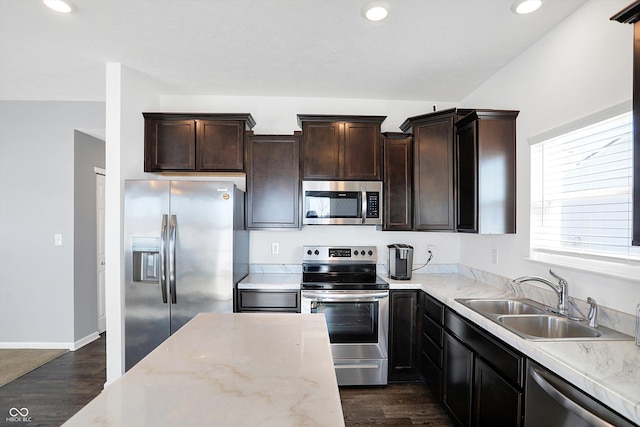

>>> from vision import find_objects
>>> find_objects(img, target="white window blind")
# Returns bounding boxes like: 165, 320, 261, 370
530, 111, 640, 261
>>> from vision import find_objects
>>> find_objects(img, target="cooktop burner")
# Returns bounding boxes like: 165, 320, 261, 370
301, 245, 389, 290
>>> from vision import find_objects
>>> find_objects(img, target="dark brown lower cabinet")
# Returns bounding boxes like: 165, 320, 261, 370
420, 291, 444, 400
474, 358, 522, 426
388, 290, 421, 382
443, 309, 524, 427
236, 290, 300, 313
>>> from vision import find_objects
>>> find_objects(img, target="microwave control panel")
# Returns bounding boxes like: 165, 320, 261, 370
366, 192, 379, 218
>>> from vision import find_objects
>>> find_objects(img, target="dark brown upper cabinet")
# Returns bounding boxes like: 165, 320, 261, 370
455, 110, 519, 234
246, 133, 301, 229
400, 108, 473, 231
611, 2, 640, 246
143, 113, 256, 172
382, 132, 413, 231
298, 114, 386, 180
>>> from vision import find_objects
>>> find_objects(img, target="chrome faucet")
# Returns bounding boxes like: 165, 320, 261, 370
513, 269, 569, 317
586, 297, 598, 328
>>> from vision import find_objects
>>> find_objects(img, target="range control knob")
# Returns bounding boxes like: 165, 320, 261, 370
307, 250, 312, 255
368, 250, 373, 256
354, 250, 359, 256
314, 250, 320, 255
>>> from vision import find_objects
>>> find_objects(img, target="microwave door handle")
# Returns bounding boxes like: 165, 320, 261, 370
361, 191, 367, 224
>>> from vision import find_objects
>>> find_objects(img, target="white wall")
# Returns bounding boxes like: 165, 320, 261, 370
0, 101, 104, 347
105, 64, 163, 383
459, 0, 640, 315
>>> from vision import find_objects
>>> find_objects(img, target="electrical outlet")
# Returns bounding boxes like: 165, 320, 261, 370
271, 242, 279, 255
491, 248, 499, 264
54, 234, 63, 246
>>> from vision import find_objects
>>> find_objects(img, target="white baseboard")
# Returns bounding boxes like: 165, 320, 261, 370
0, 331, 101, 351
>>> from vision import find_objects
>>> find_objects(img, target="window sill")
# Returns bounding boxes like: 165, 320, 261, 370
526, 252, 640, 282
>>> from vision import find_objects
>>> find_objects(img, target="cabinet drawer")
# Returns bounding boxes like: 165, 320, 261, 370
421, 353, 443, 401
422, 292, 444, 324
421, 332, 443, 368
445, 310, 524, 387
422, 313, 443, 346
238, 290, 300, 312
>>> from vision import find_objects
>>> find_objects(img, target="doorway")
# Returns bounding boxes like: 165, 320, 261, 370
95, 169, 106, 333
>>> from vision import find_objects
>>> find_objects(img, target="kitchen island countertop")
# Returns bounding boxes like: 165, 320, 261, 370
63, 313, 344, 427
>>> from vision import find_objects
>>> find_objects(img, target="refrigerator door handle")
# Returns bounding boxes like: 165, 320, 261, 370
169, 214, 177, 304
160, 214, 168, 304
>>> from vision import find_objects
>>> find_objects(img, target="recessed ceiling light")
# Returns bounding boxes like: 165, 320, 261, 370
511, 0, 542, 15
361, 1, 389, 22
43, 0, 76, 14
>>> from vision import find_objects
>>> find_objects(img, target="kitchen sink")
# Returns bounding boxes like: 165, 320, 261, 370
497, 314, 601, 339
455, 297, 633, 341
461, 299, 545, 315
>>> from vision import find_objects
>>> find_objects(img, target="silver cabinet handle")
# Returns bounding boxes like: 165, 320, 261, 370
530, 367, 615, 427
160, 214, 168, 304
169, 215, 177, 304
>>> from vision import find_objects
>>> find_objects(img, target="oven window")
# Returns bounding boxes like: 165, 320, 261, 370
313, 301, 378, 343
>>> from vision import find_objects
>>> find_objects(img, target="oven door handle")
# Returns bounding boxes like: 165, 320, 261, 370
302, 291, 388, 301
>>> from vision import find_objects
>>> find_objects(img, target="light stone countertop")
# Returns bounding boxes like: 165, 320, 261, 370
237, 273, 302, 290
62, 313, 344, 427
240, 271, 640, 424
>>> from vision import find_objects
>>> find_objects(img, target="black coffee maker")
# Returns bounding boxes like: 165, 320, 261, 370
387, 244, 414, 280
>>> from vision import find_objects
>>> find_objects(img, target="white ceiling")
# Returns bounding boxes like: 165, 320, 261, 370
0, 0, 589, 102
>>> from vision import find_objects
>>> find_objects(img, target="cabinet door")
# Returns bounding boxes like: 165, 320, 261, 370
302, 121, 342, 179
388, 290, 420, 382
196, 120, 244, 171
456, 121, 478, 232
474, 358, 522, 427
443, 332, 473, 427
383, 134, 412, 230
344, 122, 382, 180
414, 117, 456, 230
144, 119, 196, 171
246, 134, 300, 229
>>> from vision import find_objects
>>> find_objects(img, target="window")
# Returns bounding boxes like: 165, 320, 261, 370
530, 109, 640, 262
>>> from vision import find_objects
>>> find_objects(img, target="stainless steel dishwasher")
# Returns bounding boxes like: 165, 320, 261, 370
525, 360, 636, 427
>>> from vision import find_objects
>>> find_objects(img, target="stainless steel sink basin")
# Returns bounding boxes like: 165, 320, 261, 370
455, 297, 633, 341
497, 314, 601, 339
462, 299, 545, 315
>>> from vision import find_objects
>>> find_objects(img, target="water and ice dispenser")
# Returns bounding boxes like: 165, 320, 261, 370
132, 237, 161, 283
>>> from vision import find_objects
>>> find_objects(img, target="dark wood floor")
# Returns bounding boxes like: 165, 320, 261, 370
0, 334, 106, 427
0, 335, 453, 427
340, 383, 455, 426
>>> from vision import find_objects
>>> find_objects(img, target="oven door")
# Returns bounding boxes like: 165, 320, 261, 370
301, 290, 389, 359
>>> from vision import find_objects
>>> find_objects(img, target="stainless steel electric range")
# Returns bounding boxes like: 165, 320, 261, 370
300, 245, 389, 386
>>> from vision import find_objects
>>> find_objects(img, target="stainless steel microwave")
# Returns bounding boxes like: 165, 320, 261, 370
302, 181, 382, 225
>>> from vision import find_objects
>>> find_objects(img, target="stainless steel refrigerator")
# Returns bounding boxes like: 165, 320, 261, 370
124, 180, 249, 370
